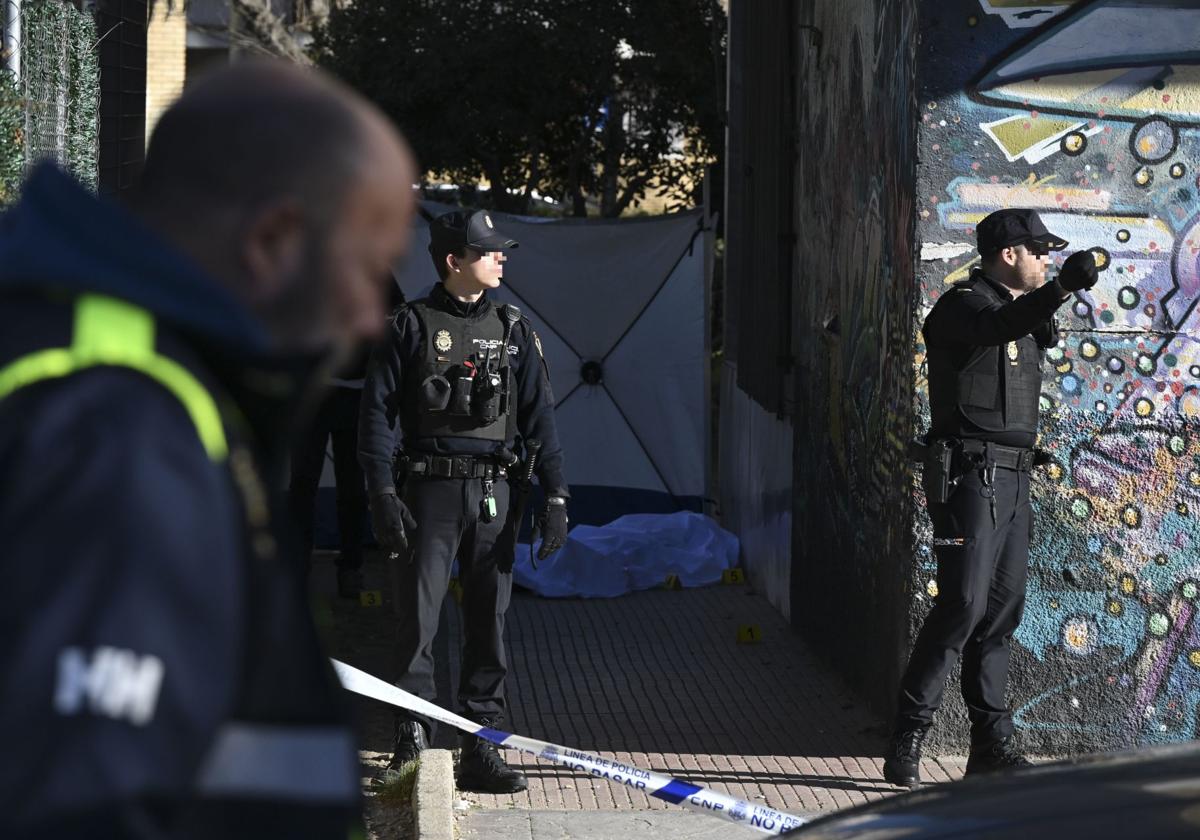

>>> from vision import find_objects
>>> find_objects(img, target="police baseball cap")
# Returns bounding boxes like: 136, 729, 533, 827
976, 209, 1068, 256
428, 209, 519, 254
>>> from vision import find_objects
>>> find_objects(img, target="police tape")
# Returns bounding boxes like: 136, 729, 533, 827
331, 659, 808, 836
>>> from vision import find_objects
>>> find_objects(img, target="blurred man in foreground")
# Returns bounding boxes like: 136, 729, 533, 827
0, 60, 415, 837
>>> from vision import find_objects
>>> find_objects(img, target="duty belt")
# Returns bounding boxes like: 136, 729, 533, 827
402, 453, 506, 480
958, 439, 1036, 472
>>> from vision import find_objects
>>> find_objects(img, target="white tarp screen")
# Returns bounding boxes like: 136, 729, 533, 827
317, 202, 710, 533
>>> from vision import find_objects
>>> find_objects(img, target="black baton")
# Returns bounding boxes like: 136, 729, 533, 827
521, 439, 542, 569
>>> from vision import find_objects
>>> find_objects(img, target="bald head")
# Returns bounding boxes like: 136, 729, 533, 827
136, 60, 416, 352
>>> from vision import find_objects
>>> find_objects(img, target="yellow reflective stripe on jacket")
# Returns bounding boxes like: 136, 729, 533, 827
0, 294, 228, 461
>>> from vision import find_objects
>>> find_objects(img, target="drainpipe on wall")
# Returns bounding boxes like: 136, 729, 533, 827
2, 0, 19, 82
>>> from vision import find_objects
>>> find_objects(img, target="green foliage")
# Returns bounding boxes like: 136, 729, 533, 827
314, 0, 726, 217
66, 6, 99, 190
16, 0, 100, 196
372, 759, 419, 806
0, 70, 23, 206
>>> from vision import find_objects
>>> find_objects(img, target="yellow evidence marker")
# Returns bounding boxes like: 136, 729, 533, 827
737, 625, 762, 644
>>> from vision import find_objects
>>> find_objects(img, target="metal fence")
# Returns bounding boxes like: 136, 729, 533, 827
22, 1, 70, 167
3, 0, 100, 196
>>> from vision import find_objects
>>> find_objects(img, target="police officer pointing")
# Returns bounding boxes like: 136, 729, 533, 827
359, 209, 569, 794
883, 210, 1098, 788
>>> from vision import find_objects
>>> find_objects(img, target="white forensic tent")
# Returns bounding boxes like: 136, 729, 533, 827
315, 202, 712, 541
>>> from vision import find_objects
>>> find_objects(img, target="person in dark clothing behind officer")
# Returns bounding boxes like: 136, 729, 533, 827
290, 282, 408, 598
359, 209, 569, 794
289, 341, 373, 596
0, 61, 416, 838
883, 209, 1099, 789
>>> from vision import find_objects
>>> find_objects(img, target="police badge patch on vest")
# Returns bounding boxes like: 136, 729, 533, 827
1007, 341, 1019, 365
434, 330, 453, 353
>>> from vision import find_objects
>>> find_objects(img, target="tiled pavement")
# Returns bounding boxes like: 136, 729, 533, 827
442, 583, 967, 818
321, 553, 966, 836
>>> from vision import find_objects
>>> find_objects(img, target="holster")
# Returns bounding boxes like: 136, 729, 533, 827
909, 436, 958, 505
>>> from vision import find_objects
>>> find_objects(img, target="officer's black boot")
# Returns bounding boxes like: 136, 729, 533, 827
457, 721, 527, 794
377, 718, 429, 783
964, 735, 1034, 776
882, 727, 929, 789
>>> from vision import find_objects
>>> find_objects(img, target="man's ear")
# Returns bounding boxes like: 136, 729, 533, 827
1000, 246, 1019, 267
242, 201, 307, 300
445, 251, 460, 275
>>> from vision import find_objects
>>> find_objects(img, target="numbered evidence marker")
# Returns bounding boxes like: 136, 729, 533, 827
722, 568, 746, 585
359, 590, 383, 608
663, 574, 682, 590
736, 624, 762, 644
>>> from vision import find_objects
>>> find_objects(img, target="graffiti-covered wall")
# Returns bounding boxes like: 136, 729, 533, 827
915, 0, 1200, 753
790, 0, 920, 711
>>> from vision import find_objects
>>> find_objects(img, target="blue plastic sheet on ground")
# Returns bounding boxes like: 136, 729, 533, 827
513, 511, 740, 598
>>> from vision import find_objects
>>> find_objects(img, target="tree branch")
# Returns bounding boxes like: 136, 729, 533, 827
210, 0, 313, 65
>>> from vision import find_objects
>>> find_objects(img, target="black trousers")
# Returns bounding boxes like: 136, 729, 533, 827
391, 475, 512, 735
896, 465, 1031, 746
288, 387, 368, 571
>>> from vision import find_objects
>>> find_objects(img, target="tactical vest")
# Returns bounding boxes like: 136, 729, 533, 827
926, 279, 1043, 438
408, 299, 518, 443
0, 294, 361, 834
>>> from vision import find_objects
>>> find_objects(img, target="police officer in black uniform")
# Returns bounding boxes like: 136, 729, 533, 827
883, 210, 1098, 788
359, 209, 569, 794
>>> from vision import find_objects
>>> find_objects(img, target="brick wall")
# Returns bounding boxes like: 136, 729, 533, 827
145, 2, 186, 143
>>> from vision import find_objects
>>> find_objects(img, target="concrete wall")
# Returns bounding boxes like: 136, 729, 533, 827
718, 360, 793, 619
788, 0, 921, 714
914, 0, 1200, 754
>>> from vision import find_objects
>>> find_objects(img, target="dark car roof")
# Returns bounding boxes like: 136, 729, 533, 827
785, 742, 1200, 839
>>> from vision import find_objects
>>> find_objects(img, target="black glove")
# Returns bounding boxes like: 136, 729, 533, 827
536, 498, 569, 561
1058, 250, 1098, 292
371, 491, 417, 556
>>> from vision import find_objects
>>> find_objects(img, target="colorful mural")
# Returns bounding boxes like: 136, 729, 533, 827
915, 0, 1200, 753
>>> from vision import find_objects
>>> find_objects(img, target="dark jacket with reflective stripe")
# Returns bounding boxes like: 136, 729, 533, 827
359, 282, 568, 497
0, 165, 359, 838
924, 268, 1069, 449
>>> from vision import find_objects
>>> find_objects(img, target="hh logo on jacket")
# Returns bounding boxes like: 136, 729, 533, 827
54, 646, 165, 726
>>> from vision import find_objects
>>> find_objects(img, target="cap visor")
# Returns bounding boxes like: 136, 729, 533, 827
469, 233, 519, 251
1034, 234, 1069, 251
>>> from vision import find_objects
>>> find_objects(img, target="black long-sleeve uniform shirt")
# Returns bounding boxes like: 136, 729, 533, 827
358, 283, 568, 498
924, 272, 1067, 348
923, 271, 1069, 447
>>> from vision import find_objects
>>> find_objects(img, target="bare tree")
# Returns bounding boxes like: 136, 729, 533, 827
162, 0, 319, 64
227, 0, 311, 64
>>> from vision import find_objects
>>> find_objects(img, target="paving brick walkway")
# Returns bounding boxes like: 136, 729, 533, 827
322, 553, 967, 837
444, 583, 967, 818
